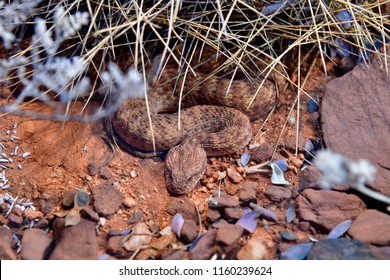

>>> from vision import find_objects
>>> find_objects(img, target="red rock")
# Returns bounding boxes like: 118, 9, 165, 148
206, 209, 221, 223
99, 166, 111, 179
92, 184, 123, 217
239, 181, 258, 206
0, 226, 16, 260
62, 189, 77, 207
161, 249, 188, 260
189, 229, 217, 260
296, 189, 366, 232
264, 185, 291, 202
107, 236, 129, 257
21, 229, 54, 260
216, 224, 244, 246
166, 196, 198, 223
223, 207, 242, 221
180, 219, 198, 244
251, 143, 274, 163
209, 196, 239, 208
8, 213, 23, 228
50, 218, 98, 259
322, 46, 390, 196
348, 210, 390, 246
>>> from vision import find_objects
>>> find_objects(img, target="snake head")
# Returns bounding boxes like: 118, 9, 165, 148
165, 138, 207, 195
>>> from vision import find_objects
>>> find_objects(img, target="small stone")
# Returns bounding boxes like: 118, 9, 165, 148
237, 239, 267, 260
122, 223, 152, 252
87, 163, 99, 176
123, 197, 137, 208
100, 217, 107, 226
211, 219, 229, 229
130, 170, 137, 178
227, 168, 243, 183
99, 166, 111, 180
8, 213, 23, 228
93, 184, 123, 217
209, 196, 239, 208
299, 221, 311, 232
348, 210, 390, 246
82, 205, 100, 222
297, 189, 366, 232
33, 218, 49, 229
189, 229, 217, 260
280, 230, 298, 241
0, 226, 17, 260
206, 209, 221, 223
216, 224, 244, 248
307, 238, 375, 260
161, 249, 188, 260
107, 236, 129, 257
223, 207, 242, 221
62, 189, 77, 207
21, 229, 54, 260
251, 143, 274, 163
127, 211, 143, 224
50, 218, 97, 259
166, 196, 198, 223
180, 219, 198, 244
290, 157, 303, 168
217, 171, 226, 181
239, 181, 258, 206
25, 209, 44, 220
150, 233, 176, 250
264, 185, 291, 202
283, 135, 305, 152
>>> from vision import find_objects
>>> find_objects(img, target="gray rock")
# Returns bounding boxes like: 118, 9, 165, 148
239, 181, 258, 206
322, 46, 390, 196
93, 184, 123, 217
307, 238, 375, 260
21, 229, 54, 260
180, 219, 198, 244
189, 229, 217, 260
264, 185, 291, 202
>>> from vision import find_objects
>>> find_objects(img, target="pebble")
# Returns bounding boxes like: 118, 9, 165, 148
123, 197, 137, 208
25, 209, 44, 220
209, 196, 239, 209
307, 238, 375, 260
150, 233, 176, 250
180, 219, 198, 244
82, 205, 100, 222
239, 181, 258, 206
130, 170, 137, 178
8, 213, 23, 228
280, 230, 298, 241
99, 166, 111, 180
348, 210, 390, 246
21, 229, 54, 260
223, 207, 242, 221
264, 185, 291, 202
87, 162, 99, 176
206, 209, 221, 223
107, 236, 129, 257
162, 249, 188, 260
251, 143, 274, 163
227, 168, 243, 183
211, 219, 229, 229
122, 223, 152, 252
216, 224, 244, 253
33, 218, 49, 229
92, 184, 123, 217
0, 226, 17, 260
237, 238, 267, 260
62, 189, 77, 207
166, 196, 198, 223
127, 210, 143, 224
296, 189, 366, 232
50, 218, 97, 259
189, 229, 217, 260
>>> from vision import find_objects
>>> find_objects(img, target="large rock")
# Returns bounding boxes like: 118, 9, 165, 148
50, 218, 98, 259
21, 229, 54, 260
348, 210, 390, 246
322, 46, 390, 196
0, 226, 16, 260
296, 189, 366, 232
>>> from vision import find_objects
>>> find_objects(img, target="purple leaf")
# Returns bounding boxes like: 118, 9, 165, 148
250, 202, 278, 222
326, 219, 353, 239
236, 211, 259, 233
286, 204, 296, 223
334, 37, 352, 57
171, 213, 184, 238
280, 243, 313, 260
240, 151, 251, 166
335, 10, 352, 28
275, 159, 288, 172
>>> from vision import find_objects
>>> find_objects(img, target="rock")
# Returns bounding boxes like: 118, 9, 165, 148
322, 46, 390, 196
127, 211, 143, 224
123, 197, 137, 208
8, 213, 23, 228
251, 143, 274, 163
264, 185, 291, 202
211, 219, 229, 229
180, 219, 198, 244
161, 249, 188, 260
135, 248, 159, 260
216, 224, 244, 247
87, 162, 99, 176
237, 238, 267, 260
299, 165, 348, 192
82, 205, 100, 222
0, 226, 17, 260
99, 166, 111, 180
50, 218, 97, 259
283, 134, 305, 152
290, 157, 303, 168
348, 210, 390, 246
25, 209, 44, 220
166, 196, 198, 223
227, 168, 243, 183
239, 181, 258, 206
296, 189, 366, 232
307, 238, 375, 260
206, 209, 221, 223
149, 233, 176, 250
33, 218, 49, 229
21, 229, 54, 260
93, 184, 123, 217
189, 229, 217, 260
107, 236, 129, 257
369, 246, 390, 260
122, 223, 152, 252
62, 189, 77, 207
223, 207, 242, 221
209, 196, 240, 208
280, 230, 298, 241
